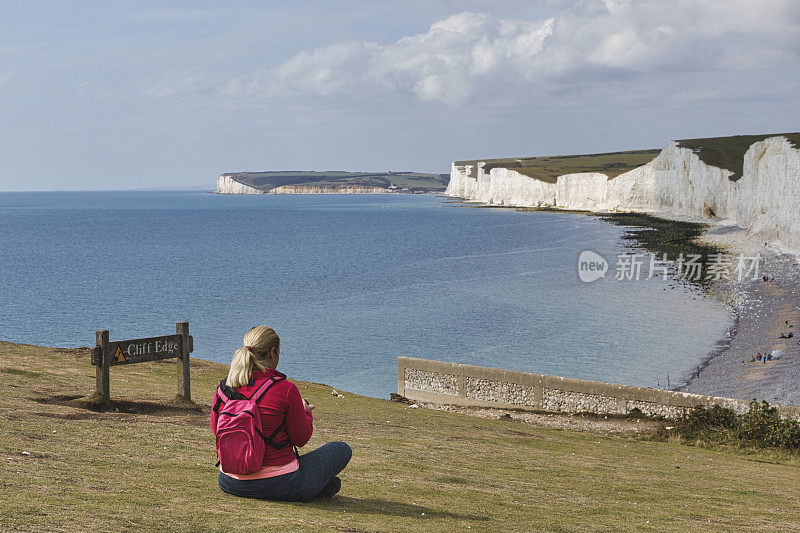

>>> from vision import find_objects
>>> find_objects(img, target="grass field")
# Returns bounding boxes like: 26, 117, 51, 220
453, 150, 661, 183
453, 132, 800, 185
227, 171, 449, 193
676, 132, 800, 181
3, 342, 800, 532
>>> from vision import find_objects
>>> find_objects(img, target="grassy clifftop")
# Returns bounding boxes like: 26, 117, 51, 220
225, 171, 449, 193
3, 341, 800, 531
676, 132, 800, 181
455, 132, 800, 183
454, 150, 660, 183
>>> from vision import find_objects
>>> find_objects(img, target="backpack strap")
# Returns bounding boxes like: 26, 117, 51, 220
249, 417, 288, 449
212, 380, 226, 415
252, 376, 289, 449
262, 418, 289, 449
214, 375, 285, 413
253, 376, 285, 403
219, 379, 246, 401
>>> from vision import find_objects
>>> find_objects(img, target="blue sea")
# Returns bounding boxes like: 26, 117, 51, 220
0, 192, 731, 398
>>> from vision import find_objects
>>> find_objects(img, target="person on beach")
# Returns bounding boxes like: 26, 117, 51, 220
212, 325, 351, 501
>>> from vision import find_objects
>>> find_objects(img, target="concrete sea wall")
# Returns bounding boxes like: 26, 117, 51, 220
398, 357, 800, 419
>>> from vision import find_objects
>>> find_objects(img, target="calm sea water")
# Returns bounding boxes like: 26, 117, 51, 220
0, 191, 731, 398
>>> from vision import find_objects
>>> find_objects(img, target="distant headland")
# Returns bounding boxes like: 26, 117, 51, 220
216, 170, 449, 195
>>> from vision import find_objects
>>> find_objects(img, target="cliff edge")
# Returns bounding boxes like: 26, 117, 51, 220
216, 174, 263, 194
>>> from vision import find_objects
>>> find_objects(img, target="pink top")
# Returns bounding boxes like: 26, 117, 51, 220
220, 457, 299, 480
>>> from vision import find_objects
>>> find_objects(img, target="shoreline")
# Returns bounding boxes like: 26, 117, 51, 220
678, 228, 800, 406
594, 212, 800, 406
679, 308, 739, 387
588, 211, 799, 406
448, 197, 800, 407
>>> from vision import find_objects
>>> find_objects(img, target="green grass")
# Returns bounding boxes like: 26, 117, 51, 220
454, 132, 800, 184
676, 132, 800, 181
227, 171, 449, 193
3, 342, 800, 531
454, 150, 661, 183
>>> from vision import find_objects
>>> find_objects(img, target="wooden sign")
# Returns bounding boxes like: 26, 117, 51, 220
90, 322, 193, 408
92, 334, 194, 366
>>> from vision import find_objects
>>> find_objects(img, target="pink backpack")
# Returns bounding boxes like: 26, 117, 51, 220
210, 376, 287, 475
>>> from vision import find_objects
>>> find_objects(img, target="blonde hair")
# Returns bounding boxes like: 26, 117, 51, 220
226, 326, 280, 388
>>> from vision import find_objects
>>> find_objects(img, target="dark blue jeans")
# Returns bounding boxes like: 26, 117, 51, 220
218, 441, 352, 501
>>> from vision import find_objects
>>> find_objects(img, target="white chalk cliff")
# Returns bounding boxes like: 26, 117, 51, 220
216, 175, 396, 195
446, 136, 800, 254
216, 175, 263, 194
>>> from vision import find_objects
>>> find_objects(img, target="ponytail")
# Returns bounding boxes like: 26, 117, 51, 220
226, 326, 280, 388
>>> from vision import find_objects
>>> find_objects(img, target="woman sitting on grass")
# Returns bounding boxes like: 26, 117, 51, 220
213, 325, 351, 500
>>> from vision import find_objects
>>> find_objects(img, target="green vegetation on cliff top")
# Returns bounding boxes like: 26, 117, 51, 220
676, 132, 800, 181
227, 171, 449, 193
3, 341, 800, 532
454, 150, 661, 183
455, 132, 800, 183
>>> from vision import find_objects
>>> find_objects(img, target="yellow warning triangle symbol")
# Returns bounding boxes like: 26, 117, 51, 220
114, 346, 126, 363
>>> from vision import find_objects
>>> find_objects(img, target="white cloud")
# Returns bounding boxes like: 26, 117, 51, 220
222, 0, 800, 107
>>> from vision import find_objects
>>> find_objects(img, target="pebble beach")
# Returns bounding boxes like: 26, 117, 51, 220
680, 224, 800, 406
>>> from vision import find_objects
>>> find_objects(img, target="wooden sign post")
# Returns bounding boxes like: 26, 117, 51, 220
90, 322, 194, 408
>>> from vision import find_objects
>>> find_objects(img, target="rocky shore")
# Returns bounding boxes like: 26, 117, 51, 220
680, 225, 800, 406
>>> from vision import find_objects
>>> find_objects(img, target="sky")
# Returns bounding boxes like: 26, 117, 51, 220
1, 0, 798, 191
